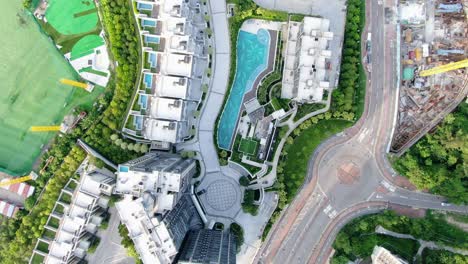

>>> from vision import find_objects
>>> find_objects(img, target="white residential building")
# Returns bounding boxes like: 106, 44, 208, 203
282, 17, 333, 103
127, 0, 207, 145
143, 119, 189, 143
115, 152, 196, 214
30, 166, 115, 264
116, 197, 178, 264
371, 246, 408, 264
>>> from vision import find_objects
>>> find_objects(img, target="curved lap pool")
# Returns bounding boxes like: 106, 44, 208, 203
217, 29, 270, 150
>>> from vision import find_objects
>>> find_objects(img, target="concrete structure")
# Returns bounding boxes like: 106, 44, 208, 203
115, 192, 203, 264
114, 152, 237, 264
30, 166, 115, 264
177, 229, 236, 264
371, 246, 408, 264
0, 200, 20, 218
0, 178, 35, 218
282, 17, 333, 103
124, 0, 209, 145
115, 152, 196, 214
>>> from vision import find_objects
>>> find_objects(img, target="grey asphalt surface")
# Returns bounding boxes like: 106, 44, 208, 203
255, 0, 468, 263
86, 207, 135, 264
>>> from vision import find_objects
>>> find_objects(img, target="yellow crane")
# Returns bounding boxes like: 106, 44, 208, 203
30, 126, 61, 132
0, 172, 38, 187
59, 78, 92, 89
419, 59, 468, 77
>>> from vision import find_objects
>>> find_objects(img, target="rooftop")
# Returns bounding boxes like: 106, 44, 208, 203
143, 119, 187, 143
160, 53, 193, 77
150, 97, 186, 121
116, 197, 176, 264
154, 75, 189, 99
282, 16, 333, 103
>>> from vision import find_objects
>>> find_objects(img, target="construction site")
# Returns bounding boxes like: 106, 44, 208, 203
390, 0, 468, 155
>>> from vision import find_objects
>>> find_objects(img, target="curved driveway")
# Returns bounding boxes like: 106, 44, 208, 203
255, 0, 468, 263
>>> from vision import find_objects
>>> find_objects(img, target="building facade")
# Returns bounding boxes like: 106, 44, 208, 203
282, 17, 333, 103
124, 0, 208, 144
371, 246, 408, 264
115, 153, 236, 264
30, 166, 115, 264
115, 152, 196, 214
177, 229, 237, 264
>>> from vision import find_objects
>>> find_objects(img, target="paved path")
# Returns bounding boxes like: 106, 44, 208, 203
376, 226, 468, 257
86, 207, 135, 264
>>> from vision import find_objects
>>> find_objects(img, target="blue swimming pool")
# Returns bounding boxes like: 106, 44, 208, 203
137, 2, 153, 10
139, 94, 148, 109
217, 29, 270, 150
148, 52, 157, 68
145, 35, 160, 44
144, 73, 153, 88
134, 115, 143, 130
142, 19, 156, 27
119, 166, 129, 172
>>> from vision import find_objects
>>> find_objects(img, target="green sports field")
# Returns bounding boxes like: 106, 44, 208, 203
71, 34, 104, 60
0, 0, 103, 175
239, 138, 258, 156
45, 0, 98, 35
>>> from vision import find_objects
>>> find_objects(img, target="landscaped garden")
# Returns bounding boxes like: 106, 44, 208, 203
331, 210, 468, 263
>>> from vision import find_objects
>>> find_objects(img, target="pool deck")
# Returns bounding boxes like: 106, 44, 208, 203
221, 28, 278, 150
241, 29, 278, 110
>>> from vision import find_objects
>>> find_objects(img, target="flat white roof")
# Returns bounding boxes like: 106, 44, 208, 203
282, 17, 332, 102
116, 197, 177, 264
160, 53, 193, 77
150, 97, 186, 121
163, 17, 187, 35
168, 35, 193, 54
155, 75, 189, 99
143, 119, 182, 143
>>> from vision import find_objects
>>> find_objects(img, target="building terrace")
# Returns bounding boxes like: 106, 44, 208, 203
282, 17, 333, 103
30, 166, 115, 264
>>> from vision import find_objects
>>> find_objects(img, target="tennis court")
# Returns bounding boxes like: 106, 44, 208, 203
0, 0, 103, 175
45, 0, 98, 35
239, 138, 259, 156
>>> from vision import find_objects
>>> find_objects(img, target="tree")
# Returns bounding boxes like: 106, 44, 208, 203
220, 150, 228, 158
110, 134, 118, 141
140, 144, 149, 153
127, 143, 134, 151
133, 143, 141, 152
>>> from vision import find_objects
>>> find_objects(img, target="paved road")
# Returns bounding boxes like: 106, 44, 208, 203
255, 0, 468, 263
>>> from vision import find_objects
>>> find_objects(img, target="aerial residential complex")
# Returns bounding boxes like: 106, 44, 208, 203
282, 17, 333, 103
30, 166, 115, 264
115, 153, 236, 264
123, 0, 208, 146
115, 152, 196, 213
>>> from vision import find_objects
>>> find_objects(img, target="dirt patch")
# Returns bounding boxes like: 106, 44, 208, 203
389, 204, 426, 218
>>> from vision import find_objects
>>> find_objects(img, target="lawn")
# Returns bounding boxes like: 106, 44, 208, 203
0, 2, 104, 175
294, 103, 327, 122
279, 119, 352, 201
70, 34, 104, 60
45, 0, 99, 35
239, 138, 258, 156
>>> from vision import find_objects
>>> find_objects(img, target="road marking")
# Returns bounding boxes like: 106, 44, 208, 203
366, 191, 376, 201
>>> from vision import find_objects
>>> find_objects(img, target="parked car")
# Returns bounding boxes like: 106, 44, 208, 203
196, 189, 207, 196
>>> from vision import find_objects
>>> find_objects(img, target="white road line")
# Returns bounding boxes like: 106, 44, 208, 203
366, 191, 376, 201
